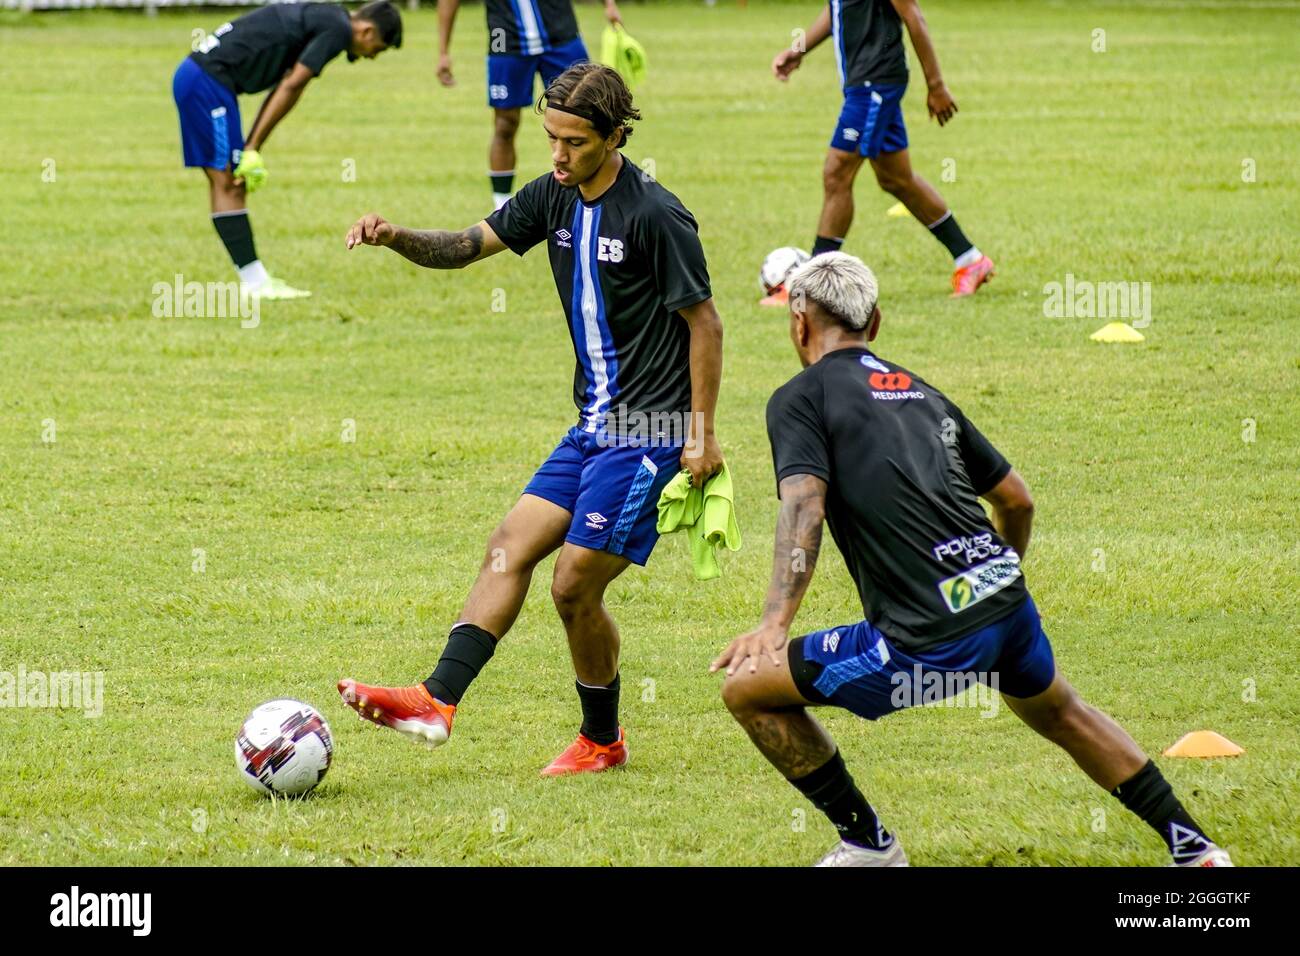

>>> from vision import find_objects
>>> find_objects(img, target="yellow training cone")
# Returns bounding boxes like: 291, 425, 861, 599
1162, 731, 1244, 758
886, 202, 912, 219
1089, 321, 1145, 343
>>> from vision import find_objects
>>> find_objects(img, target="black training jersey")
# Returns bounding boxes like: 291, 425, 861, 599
766, 347, 1026, 652
486, 158, 712, 433
485, 0, 580, 56
830, 0, 908, 88
191, 3, 352, 95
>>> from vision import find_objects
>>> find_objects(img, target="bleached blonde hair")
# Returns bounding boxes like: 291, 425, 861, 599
787, 251, 880, 331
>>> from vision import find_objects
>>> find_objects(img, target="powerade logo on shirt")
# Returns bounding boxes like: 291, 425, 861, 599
937, 553, 1021, 613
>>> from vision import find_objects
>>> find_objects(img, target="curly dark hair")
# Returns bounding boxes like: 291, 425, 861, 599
537, 63, 641, 148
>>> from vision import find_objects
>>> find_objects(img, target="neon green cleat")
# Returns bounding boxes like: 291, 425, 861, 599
245, 276, 311, 300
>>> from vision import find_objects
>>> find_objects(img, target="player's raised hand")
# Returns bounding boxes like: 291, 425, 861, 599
927, 84, 958, 126
436, 53, 455, 87
772, 48, 803, 81
711, 624, 787, 676
346, 213, 396, 250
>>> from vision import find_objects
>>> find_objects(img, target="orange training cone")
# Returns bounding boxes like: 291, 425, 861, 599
1162, 731, 1244, 758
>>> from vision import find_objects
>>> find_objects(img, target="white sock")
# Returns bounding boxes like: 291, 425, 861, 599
492, 192, 511, 211
954, 247, 983, 269
238, 260, 269, 288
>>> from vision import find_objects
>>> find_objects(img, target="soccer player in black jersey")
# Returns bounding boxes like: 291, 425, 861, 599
339, 64, 725, 777
173, 2, 401, 299
769, 1, 995, 299
714, 252, 1232, 867
435, 0, 623, 210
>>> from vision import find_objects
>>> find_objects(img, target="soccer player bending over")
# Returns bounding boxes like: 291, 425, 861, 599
768, 0, 994, 299
713, 252, 1231, 866
173, 2, 402, 299
340, 64, 724, 776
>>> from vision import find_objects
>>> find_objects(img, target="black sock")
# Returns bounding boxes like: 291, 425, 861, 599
489, 170, 514, 196
789, 750, 890, 849
811, 235, 844, 257
926, 211, 974, 260
1111, 760, 1214, 862
575, 673, 620, 745
423, 623, 497, 706
211, 210, 258, 268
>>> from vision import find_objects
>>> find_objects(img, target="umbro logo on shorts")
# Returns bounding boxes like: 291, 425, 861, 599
823, 630, 841, 654
584, 512, 608, 531
843, 128, 860, 142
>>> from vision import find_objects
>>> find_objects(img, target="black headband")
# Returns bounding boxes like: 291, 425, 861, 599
545, 101, 602, 127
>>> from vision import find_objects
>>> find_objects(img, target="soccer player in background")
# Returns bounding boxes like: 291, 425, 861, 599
768, 0, 995, 300
434, 0, 624, 210
173, 1, 402, 299
339, 64, 725, 776
714, 253, 1233, 867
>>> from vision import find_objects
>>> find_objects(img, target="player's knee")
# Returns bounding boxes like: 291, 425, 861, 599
482, 525, 527, 574
492, 110, 521, 141
1034, 687, 1089, 741
874, 169, 910, 197
550, 571, 595, 619
720, 673, 755, 718
823, 160, 855, 195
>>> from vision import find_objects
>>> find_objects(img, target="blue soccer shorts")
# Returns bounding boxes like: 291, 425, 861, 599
522, 425, 682, 566
789, 595, 1056, 719
173, 58, 243, 170
486, 36, 589, 109
830, 82, 909, 159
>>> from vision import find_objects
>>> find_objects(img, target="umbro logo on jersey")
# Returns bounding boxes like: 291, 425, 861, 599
584, 512, 608, 531
822, 630, 841, 654
554, 229, 572, 248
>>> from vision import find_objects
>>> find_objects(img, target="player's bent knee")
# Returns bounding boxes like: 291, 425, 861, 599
720, 673, 757, 718
493, 110, 521, 140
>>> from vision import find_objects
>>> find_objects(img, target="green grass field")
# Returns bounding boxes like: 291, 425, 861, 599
1, 0, 1297, 866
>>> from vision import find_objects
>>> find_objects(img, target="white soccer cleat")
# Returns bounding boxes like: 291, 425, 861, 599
1172, 844, 1235, 867
814, 837, 909, 867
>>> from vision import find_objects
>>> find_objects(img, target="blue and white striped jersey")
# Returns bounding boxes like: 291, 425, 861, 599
828, 0, 909, 89
486, 0, 580, 56
486, 158, 712, 432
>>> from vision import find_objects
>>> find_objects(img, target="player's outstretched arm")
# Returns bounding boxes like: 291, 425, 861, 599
435, 0, 460, 86
345, 215, 507, 269
772, 5, 832, 80
711, 474, 827, 675
245, 62, 314, 152
678, 298, 724, 487
891, 0, 957, 125
982, 468, 1034, 559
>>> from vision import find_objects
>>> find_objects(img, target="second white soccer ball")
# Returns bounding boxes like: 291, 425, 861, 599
235, 699, 334, 797
759, 246, 811, 294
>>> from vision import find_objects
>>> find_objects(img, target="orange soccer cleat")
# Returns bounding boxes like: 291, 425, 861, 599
950, 254, 995, 297
337, 678, 455, 746
540, 727, 629, 777
759, 285, 790, 307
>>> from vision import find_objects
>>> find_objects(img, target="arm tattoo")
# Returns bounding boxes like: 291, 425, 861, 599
389, 225, 483, 269
761, 474, 827, 626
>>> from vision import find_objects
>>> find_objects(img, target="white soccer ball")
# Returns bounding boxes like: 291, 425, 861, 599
235, 699, 334, 797
759, 246, 811, 294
